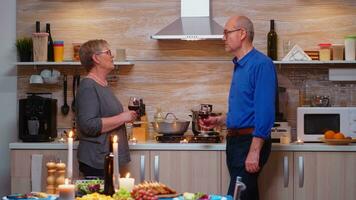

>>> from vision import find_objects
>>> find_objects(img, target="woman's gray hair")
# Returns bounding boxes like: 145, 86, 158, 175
79, 39, 108, 72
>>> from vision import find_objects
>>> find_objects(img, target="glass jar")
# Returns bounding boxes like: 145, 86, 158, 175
345, 35, 356, 61
331, 44, 344, 60
318, 43, 331, 61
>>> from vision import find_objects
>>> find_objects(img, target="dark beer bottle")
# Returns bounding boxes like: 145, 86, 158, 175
46, 23, 54, 61
267, 19, 278, 60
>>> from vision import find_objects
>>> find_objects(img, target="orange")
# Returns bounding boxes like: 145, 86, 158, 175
324, 130, 335, 139
333, 132, 345, 139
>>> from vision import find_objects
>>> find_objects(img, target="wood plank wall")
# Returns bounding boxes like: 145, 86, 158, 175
16, 0, 356, 131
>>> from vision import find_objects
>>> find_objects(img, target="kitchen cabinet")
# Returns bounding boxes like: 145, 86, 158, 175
294, 152, 356, 200
124, 150, 150, 183
259, 152, 294, 200
149, 151, 221, 194
221, 151, 294, 200
11, 149, 80, 193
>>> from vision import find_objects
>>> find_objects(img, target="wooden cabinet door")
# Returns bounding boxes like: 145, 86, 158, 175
222, 151, 294, 200
124, 150, 150, 183
150, 151, 221, 194
259, 152, 294, 200
294, 152, 356, 200
11, 149, 80, 193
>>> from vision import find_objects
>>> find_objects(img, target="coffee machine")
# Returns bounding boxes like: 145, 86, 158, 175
271, 87, 291, 143
19, 93, 57, 142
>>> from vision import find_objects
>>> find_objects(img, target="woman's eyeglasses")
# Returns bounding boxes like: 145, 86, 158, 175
95, 49, 112, 56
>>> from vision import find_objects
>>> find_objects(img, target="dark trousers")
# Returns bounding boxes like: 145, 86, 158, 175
226, 134, 271, 200
79, 161, 104, 178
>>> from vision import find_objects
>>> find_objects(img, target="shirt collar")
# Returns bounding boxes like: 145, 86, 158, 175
232, 48, 257, 67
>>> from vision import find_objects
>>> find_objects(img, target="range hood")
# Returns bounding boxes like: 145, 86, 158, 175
151, 0, 223, 40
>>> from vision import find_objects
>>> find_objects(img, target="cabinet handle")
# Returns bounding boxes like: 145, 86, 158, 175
298, 156, 304, 188
283, 156, 289, 188
154, 155, 159, 182
140, 155, 145, 183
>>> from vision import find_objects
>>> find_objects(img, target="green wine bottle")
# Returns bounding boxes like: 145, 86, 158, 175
46, 23, 54, 62
267, 19, 278, 60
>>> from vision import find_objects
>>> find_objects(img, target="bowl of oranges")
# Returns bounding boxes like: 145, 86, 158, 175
320, 130, 353, 145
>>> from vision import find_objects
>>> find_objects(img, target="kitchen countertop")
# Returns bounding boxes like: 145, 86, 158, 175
9, 140, 356, 152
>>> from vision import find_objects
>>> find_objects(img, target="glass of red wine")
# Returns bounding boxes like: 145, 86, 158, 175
128, 96, 141, 124
199, 105, 211, 133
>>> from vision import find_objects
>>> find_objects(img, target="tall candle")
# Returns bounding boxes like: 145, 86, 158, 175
67, 131, 73, 179
113, 135, 120, 190
58, 178, 75, 200
119, 173, 135, 192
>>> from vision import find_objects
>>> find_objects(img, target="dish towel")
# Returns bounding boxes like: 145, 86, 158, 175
31, 154, 43, 192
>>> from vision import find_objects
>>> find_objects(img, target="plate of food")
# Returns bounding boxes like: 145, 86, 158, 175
3, 192, 56, 200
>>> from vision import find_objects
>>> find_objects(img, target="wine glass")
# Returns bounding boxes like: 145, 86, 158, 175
128, 96, 141, 124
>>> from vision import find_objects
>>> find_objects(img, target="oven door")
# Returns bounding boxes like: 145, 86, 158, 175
303, 113, 341, 141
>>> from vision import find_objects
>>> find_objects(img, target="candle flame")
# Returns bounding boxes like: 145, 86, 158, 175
126, 173, 130, 178
68, 131, 73, 138
65, 178, 69, 185
113, 135, 118, 143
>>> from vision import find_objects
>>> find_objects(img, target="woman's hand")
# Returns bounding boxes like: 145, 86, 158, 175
120, 111, 138, 123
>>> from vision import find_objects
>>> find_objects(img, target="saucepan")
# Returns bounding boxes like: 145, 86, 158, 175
151, 113, 190, 135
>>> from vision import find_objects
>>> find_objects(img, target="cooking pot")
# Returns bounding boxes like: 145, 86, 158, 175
151, 113, 190, 135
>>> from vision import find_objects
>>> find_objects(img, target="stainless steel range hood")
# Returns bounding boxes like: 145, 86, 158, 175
151, 0, 223, 40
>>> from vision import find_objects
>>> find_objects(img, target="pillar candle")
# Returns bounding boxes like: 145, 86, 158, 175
67, 131, 73, 179
113, 135, 120, 190
58, 178, 75, 200
119, 173, 135, 192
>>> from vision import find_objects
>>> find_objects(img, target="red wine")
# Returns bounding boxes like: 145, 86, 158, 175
267, 19, 278, 60
128, 105, 140, 112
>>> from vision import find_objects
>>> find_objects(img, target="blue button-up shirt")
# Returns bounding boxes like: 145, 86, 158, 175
226, 48, 276, 139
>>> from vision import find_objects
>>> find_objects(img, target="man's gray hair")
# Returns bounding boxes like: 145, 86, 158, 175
235, 16, 254, 42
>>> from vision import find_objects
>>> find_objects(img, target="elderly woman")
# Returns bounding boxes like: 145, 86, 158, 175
76, 39, 137, 177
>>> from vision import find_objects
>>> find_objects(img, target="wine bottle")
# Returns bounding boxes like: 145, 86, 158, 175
46, 23, 54, 61
35, 21, 40, 33
267, 19, 278, 60
103, 152, 115, 195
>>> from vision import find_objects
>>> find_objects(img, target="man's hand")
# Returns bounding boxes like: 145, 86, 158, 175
199, 114, 226, 130
245, 137, 264, 173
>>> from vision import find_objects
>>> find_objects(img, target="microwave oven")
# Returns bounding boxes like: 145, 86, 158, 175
297, 107, 356, 142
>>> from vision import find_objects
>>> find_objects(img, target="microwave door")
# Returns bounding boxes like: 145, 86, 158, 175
303, 114, 340, 141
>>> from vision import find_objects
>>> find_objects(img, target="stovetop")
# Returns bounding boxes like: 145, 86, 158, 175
156, 134, 224, 143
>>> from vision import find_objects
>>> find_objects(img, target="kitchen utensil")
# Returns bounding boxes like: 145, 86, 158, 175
151, 113, 190, 135
71, 74, 80, 112
61, 75, 69, 115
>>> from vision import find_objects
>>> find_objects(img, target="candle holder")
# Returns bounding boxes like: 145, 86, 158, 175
58, 178, 75, 200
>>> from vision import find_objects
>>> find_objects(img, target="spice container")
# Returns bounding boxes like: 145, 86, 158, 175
332, 44, 344, 60
318, 43, 331, 61
345, 35, 356, 61
53, 41, 64, 62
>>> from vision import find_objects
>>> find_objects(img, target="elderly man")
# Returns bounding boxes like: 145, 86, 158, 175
201, 16, 276, 200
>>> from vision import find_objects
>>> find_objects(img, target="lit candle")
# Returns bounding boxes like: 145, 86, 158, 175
119, 173, 135, 192
113, 135, 120, 190
67, 131, 73, 179
58, 178, 75, 200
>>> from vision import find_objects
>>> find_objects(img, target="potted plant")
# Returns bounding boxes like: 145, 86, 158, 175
15, 37, 33, 62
